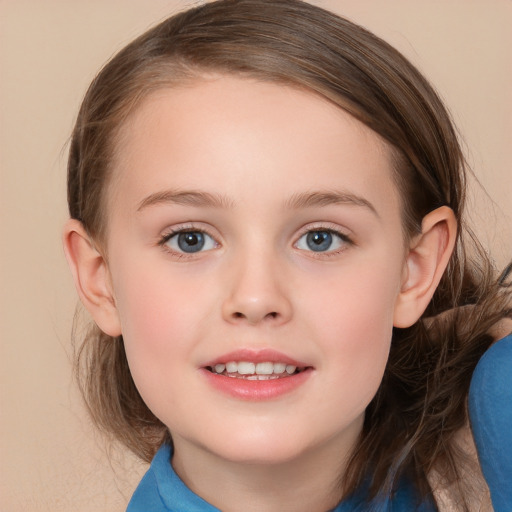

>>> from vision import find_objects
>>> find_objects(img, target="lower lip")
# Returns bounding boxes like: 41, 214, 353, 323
201, 368, 313, 401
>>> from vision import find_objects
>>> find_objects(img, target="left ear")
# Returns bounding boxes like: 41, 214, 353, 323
393, 206, 457, 328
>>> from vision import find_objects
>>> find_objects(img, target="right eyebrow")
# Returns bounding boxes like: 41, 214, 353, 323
285, 190, 379, 218
136, 189, 235, 211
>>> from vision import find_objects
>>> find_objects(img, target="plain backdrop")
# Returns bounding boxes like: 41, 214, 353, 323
1, 1, 511, 510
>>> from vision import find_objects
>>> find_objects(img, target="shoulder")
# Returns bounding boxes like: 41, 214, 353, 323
127, 468, 167, 512
469, 333, 512, 414
126, 444, 221, 512
469, 333, 512, 511
126, 447, 170, 512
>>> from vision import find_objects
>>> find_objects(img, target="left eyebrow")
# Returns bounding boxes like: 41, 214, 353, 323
285, 190, 379, 218
137, 189, 234, 211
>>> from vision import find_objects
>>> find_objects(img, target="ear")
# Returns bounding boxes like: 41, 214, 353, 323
63, 219, 122, 337
393, 206, 457, 328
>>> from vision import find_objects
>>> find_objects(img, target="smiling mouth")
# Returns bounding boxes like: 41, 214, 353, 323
206, 361, 308, 380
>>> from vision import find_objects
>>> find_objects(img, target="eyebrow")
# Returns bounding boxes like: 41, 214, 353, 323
285, 190, 379, 217
137, 188, 378, 217
137, 189, 234, 211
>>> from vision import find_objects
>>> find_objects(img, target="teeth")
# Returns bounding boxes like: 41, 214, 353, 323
247, 374, 281, 380
273, 363, 286, 374
255, 362, 274, 375
225, 361, 238, 373
238, 362, 255, 375
210, 361, 302, 376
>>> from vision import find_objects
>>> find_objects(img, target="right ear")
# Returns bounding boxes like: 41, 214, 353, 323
63, 219, 122, 337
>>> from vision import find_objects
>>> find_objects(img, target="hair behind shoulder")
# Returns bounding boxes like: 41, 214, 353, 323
68, 0, 512, 507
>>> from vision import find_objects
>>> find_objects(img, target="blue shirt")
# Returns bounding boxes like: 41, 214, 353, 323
127, 443, 436, 512
469, 333, 512, 511
127, 334, 512, 511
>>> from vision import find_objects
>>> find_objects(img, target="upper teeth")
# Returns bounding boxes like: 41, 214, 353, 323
212, 361, 297, 375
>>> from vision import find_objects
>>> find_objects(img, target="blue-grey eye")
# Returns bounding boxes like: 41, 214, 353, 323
296, 230, 345, 252
165, 231, 216, 253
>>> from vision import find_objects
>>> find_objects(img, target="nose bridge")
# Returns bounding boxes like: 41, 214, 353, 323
222, 241, 292, 326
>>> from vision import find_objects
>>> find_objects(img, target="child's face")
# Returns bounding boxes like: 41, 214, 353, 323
105, 76, 409, 466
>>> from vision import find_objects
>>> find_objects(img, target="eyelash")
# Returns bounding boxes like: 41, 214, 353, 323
157, 223, 354, 259
294, 224, 354, 257
158, 225, 218, 259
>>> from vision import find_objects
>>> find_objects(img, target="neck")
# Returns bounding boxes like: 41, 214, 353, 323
171, 428, 361, 512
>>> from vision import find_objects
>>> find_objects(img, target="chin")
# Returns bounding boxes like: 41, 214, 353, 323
202, 429, 318, 466
219, 448, 307, 466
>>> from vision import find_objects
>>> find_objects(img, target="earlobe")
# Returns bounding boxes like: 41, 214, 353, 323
62, 219, 122, 337
393, 206, 457, 328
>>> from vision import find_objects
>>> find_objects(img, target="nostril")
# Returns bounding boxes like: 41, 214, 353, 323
231, 311, 278, 321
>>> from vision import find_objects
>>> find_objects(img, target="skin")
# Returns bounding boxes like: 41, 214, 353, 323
64, 76, 456, 511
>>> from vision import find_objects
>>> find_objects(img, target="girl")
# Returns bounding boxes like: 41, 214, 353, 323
63, 1, 512, 510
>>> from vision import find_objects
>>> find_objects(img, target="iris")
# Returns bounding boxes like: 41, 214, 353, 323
306, 231, 333, 252
177, 232, 205, 253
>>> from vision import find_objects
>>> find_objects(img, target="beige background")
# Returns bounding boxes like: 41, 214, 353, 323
1, 1, 511, 510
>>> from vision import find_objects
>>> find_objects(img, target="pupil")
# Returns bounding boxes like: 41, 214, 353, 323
306, 231, 332, 252
178, 232, 205, 253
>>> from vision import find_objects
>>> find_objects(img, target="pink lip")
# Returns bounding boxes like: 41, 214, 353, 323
201, 349, 313, 401
201, 367, 312, 401
203, 348, 308, 367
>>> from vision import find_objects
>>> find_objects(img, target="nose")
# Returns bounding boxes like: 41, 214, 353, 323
221, 251, 293, 326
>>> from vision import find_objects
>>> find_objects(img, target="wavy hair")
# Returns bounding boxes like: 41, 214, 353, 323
67, 0, 511, 507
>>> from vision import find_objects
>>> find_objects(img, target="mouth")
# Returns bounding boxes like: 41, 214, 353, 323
202, 350, 313, 400
206, 361, 308, 380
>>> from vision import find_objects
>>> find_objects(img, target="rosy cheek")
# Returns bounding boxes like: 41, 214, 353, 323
312, 269, 396, 368
114, 273, 173, 351
115, 265, 211, 359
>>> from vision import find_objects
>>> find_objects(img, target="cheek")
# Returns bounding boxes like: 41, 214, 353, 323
113, 256, 205, 335
110, 264, 213, 421
304, 259, 402, 400
306, 255, 401, 335
110, 260, 215, 381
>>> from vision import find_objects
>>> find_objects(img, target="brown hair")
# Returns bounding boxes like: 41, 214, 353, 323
67, 0, 511, 507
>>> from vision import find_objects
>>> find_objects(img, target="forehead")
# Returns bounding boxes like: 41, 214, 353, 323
109, 75, 399, 217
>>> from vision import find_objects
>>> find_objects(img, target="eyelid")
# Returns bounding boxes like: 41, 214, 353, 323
293, 222, 354, 254
295, 222, 353, 240
158, 223, 220, 257
156, 221, 353, 259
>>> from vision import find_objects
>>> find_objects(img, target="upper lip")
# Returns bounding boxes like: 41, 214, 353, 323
203, 348, 310, 368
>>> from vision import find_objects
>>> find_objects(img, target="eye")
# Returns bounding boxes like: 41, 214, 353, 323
163, 230, 217, 254
295, 229, 349, 253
